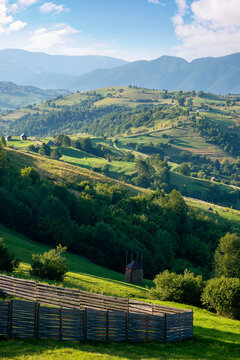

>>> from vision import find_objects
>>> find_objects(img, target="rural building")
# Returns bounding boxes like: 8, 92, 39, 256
125, 260, 143, 284
5, 135, 11, 141
211, 177, 215, 182
208, 207, 213, 212
20, 134, 27, 140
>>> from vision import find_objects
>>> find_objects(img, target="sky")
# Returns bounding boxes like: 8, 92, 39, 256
0, 0, 240, 61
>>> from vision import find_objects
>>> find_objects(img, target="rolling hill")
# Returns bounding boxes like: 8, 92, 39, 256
0, 81, 70, 112
2, 86, 240, 209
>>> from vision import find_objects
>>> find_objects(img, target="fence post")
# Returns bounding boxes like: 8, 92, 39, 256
145, 315, 149, 341
83, 308, 87, 341
102, 292, 104, 310
125, 300, 129, 341
164, 313, 167, 342
12, 276, 16, 297
34, 302, 40, 339
7, 300, 13, 338
35, 281, 38, 302
106, 310, 109, 341
79, 289, 82, 309
59, 307, 63, 341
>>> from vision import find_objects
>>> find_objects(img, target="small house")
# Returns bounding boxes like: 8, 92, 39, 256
208, 207, 213, 212
20, 134, 27, 141
5, 135, 11, 141
125, 260, 143, 284
211, 177, 215, 182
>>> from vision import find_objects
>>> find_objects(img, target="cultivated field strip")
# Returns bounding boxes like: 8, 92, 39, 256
0, 274, 193, 342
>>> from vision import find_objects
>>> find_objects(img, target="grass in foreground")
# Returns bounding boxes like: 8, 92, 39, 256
0, 224, 240, 359
0, 304, 239, 360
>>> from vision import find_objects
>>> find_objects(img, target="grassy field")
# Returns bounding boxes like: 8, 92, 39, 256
5, 136, 35, 148
6, 148, 146, 195
185, 197, 240, 232
0, 224, 240, 359
170, 171, 235, 199
0, 223, 151, 298
60, 147, 136, 178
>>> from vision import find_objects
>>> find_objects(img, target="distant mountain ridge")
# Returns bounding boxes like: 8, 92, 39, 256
0, 49, 239, 94
73, 53, 240, 94
0, 49, 128, 90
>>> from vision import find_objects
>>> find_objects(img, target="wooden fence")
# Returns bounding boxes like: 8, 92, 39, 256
0, 274, 193, 342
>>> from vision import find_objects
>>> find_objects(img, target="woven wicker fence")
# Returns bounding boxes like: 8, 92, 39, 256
0, 274, 193, 342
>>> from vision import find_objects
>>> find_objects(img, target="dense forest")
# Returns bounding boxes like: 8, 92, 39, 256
0, 143, 237, 279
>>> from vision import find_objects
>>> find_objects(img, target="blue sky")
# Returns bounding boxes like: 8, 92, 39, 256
0, 0, 240, 61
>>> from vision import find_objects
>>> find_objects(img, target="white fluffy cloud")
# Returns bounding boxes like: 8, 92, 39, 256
9, 0, 38, 12
0, 1, 27, 33
26, 23, 79, 52
148, 0, 161, 4
39, 2, 68, 15
18, 0, 38, 6
173, 0, 240, 60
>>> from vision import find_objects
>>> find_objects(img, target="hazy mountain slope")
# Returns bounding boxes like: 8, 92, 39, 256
1, 50, 240, 93
0, 49, 128, 89
0, 81, 70, 111
73, 53, 240, 94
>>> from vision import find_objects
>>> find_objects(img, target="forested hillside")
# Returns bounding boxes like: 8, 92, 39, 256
0, 143, 238, 279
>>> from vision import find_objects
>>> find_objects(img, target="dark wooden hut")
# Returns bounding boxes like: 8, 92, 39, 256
20, 133, 27, 140
125, 260, 143, 284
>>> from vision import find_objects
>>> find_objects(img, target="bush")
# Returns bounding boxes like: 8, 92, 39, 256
202, 276, 240, 319
30, 245, 68, 282
0, 237, 19, 272
214, 233, 240, 278
149, 269, 204, 306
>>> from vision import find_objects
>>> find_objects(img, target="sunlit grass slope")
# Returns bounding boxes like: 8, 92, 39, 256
0, 224, 151, 298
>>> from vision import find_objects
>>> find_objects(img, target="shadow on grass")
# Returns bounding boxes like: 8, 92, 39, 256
0, 326, 240, 360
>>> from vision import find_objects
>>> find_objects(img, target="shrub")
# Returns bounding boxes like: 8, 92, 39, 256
201, 276, 240, 319
149, 269, 204, 306
30, 245, 68, 282
214, 233, 240, 278
0, 237, 19, 272
21, 167, 40, 184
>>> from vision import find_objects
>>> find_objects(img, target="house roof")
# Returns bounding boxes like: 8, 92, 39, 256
126, 260, 142, 270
